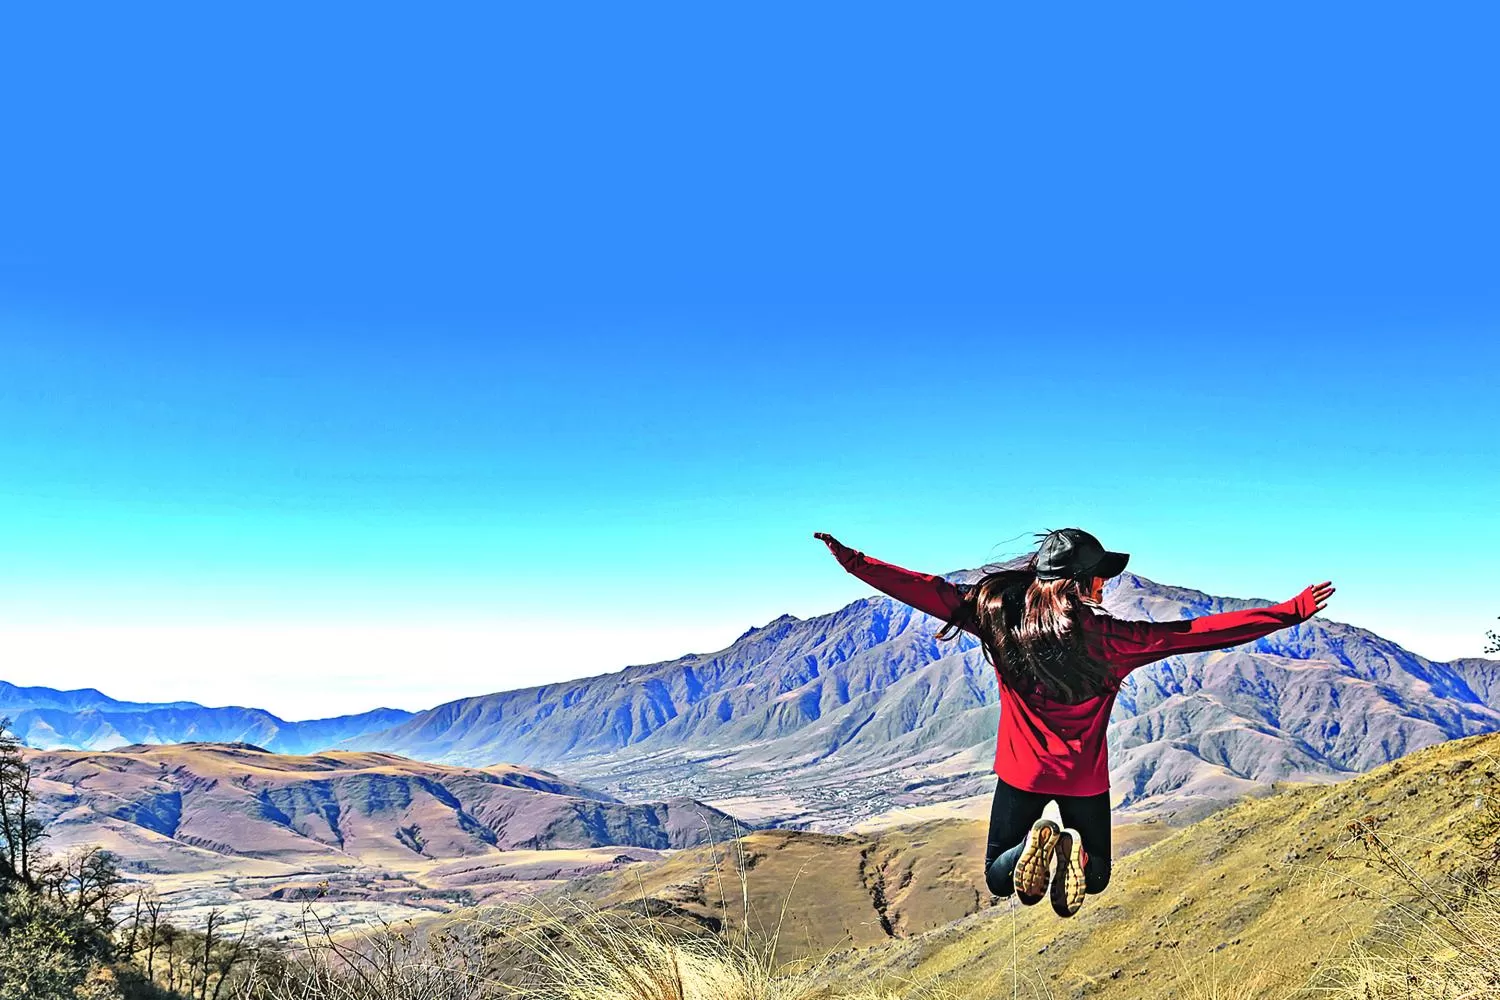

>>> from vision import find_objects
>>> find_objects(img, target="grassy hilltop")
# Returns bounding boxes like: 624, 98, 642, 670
831, 731, 1498, 997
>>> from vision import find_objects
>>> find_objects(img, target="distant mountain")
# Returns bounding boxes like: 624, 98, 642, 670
0, 684, 413, 755
0, 680, 201, 715
30, 743, 739, 872
340, 563, 1500, 828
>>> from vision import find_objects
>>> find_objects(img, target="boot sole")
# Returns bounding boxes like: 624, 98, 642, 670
1051, 828, 1086, 917
1014, 821, 1057, 905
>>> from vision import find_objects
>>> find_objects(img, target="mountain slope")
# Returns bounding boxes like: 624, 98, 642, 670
29, 743, 740, 873
845, 729, 1500, 999
343, 565, 1500, 827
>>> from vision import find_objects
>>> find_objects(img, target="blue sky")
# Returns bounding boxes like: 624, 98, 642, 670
1, 3, 1496, 719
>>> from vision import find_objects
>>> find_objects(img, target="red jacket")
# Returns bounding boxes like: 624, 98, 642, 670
826, 542, 1319, 797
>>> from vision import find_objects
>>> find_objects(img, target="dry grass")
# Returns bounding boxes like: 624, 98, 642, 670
1173, 951, 1301, 1000
492, 897, 950, 1000
1313, 750, 1500, 1000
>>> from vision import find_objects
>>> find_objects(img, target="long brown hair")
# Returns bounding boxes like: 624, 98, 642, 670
935, 550, 1118, 704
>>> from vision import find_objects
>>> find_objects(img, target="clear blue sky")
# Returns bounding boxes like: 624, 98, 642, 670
1, 3, 1495, 719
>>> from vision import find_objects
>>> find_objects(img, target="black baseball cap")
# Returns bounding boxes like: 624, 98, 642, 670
1033, 528, 1130, 581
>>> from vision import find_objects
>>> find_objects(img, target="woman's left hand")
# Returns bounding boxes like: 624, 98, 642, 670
1292, 580, 1336, 618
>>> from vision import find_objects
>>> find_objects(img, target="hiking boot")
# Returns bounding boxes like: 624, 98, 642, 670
1013, 819, 1060, 905
1051, 826, 1088, 917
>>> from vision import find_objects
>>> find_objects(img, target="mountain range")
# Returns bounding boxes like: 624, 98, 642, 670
0, 681, 413, 755
343, 563, 1500, 826
8, 563, 1500, 827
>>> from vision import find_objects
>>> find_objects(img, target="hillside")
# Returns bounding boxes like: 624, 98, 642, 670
29, 742, 740, 872
535, 731, 1500, 999
342, 563, 1500, 828
556, 813, 1176, 955
831, 730, 1500, 998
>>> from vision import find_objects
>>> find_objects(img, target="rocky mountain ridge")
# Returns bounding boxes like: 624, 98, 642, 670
334, 564, 1500, 826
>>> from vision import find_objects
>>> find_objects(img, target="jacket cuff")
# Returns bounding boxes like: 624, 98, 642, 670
1284, 591, 1314, 621
836, 546, 863, 571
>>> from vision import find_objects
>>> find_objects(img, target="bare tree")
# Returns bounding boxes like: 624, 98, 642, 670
121, 888, 146, 957
198, 907, 221, 1000
163, 923, 182, 993
0, 717, 45, 888
65, 845, 124, 917
208, 911, 253, 1000
143, 892, 165, 983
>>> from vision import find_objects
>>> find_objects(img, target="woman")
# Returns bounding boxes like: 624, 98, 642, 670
814, 527, 1333, 918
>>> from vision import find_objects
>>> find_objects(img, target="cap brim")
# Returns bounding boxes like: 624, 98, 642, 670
1091, 551, 1129, 578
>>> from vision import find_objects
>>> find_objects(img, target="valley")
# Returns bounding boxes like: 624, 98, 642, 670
28, 742, 732, 937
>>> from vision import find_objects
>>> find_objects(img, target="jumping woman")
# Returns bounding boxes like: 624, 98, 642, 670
814, 527, 1334, 918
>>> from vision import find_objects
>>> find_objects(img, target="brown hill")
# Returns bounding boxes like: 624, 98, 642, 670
29, 742, 739, 873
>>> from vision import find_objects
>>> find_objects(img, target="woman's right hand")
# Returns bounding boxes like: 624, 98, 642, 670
1292, 581, 1336, 619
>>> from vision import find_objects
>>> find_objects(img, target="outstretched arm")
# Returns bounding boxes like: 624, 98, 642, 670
814, 532, 975, 634
1092, 581, 1335, 674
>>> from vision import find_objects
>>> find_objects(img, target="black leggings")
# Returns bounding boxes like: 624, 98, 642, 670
983, 775, 1113, 897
